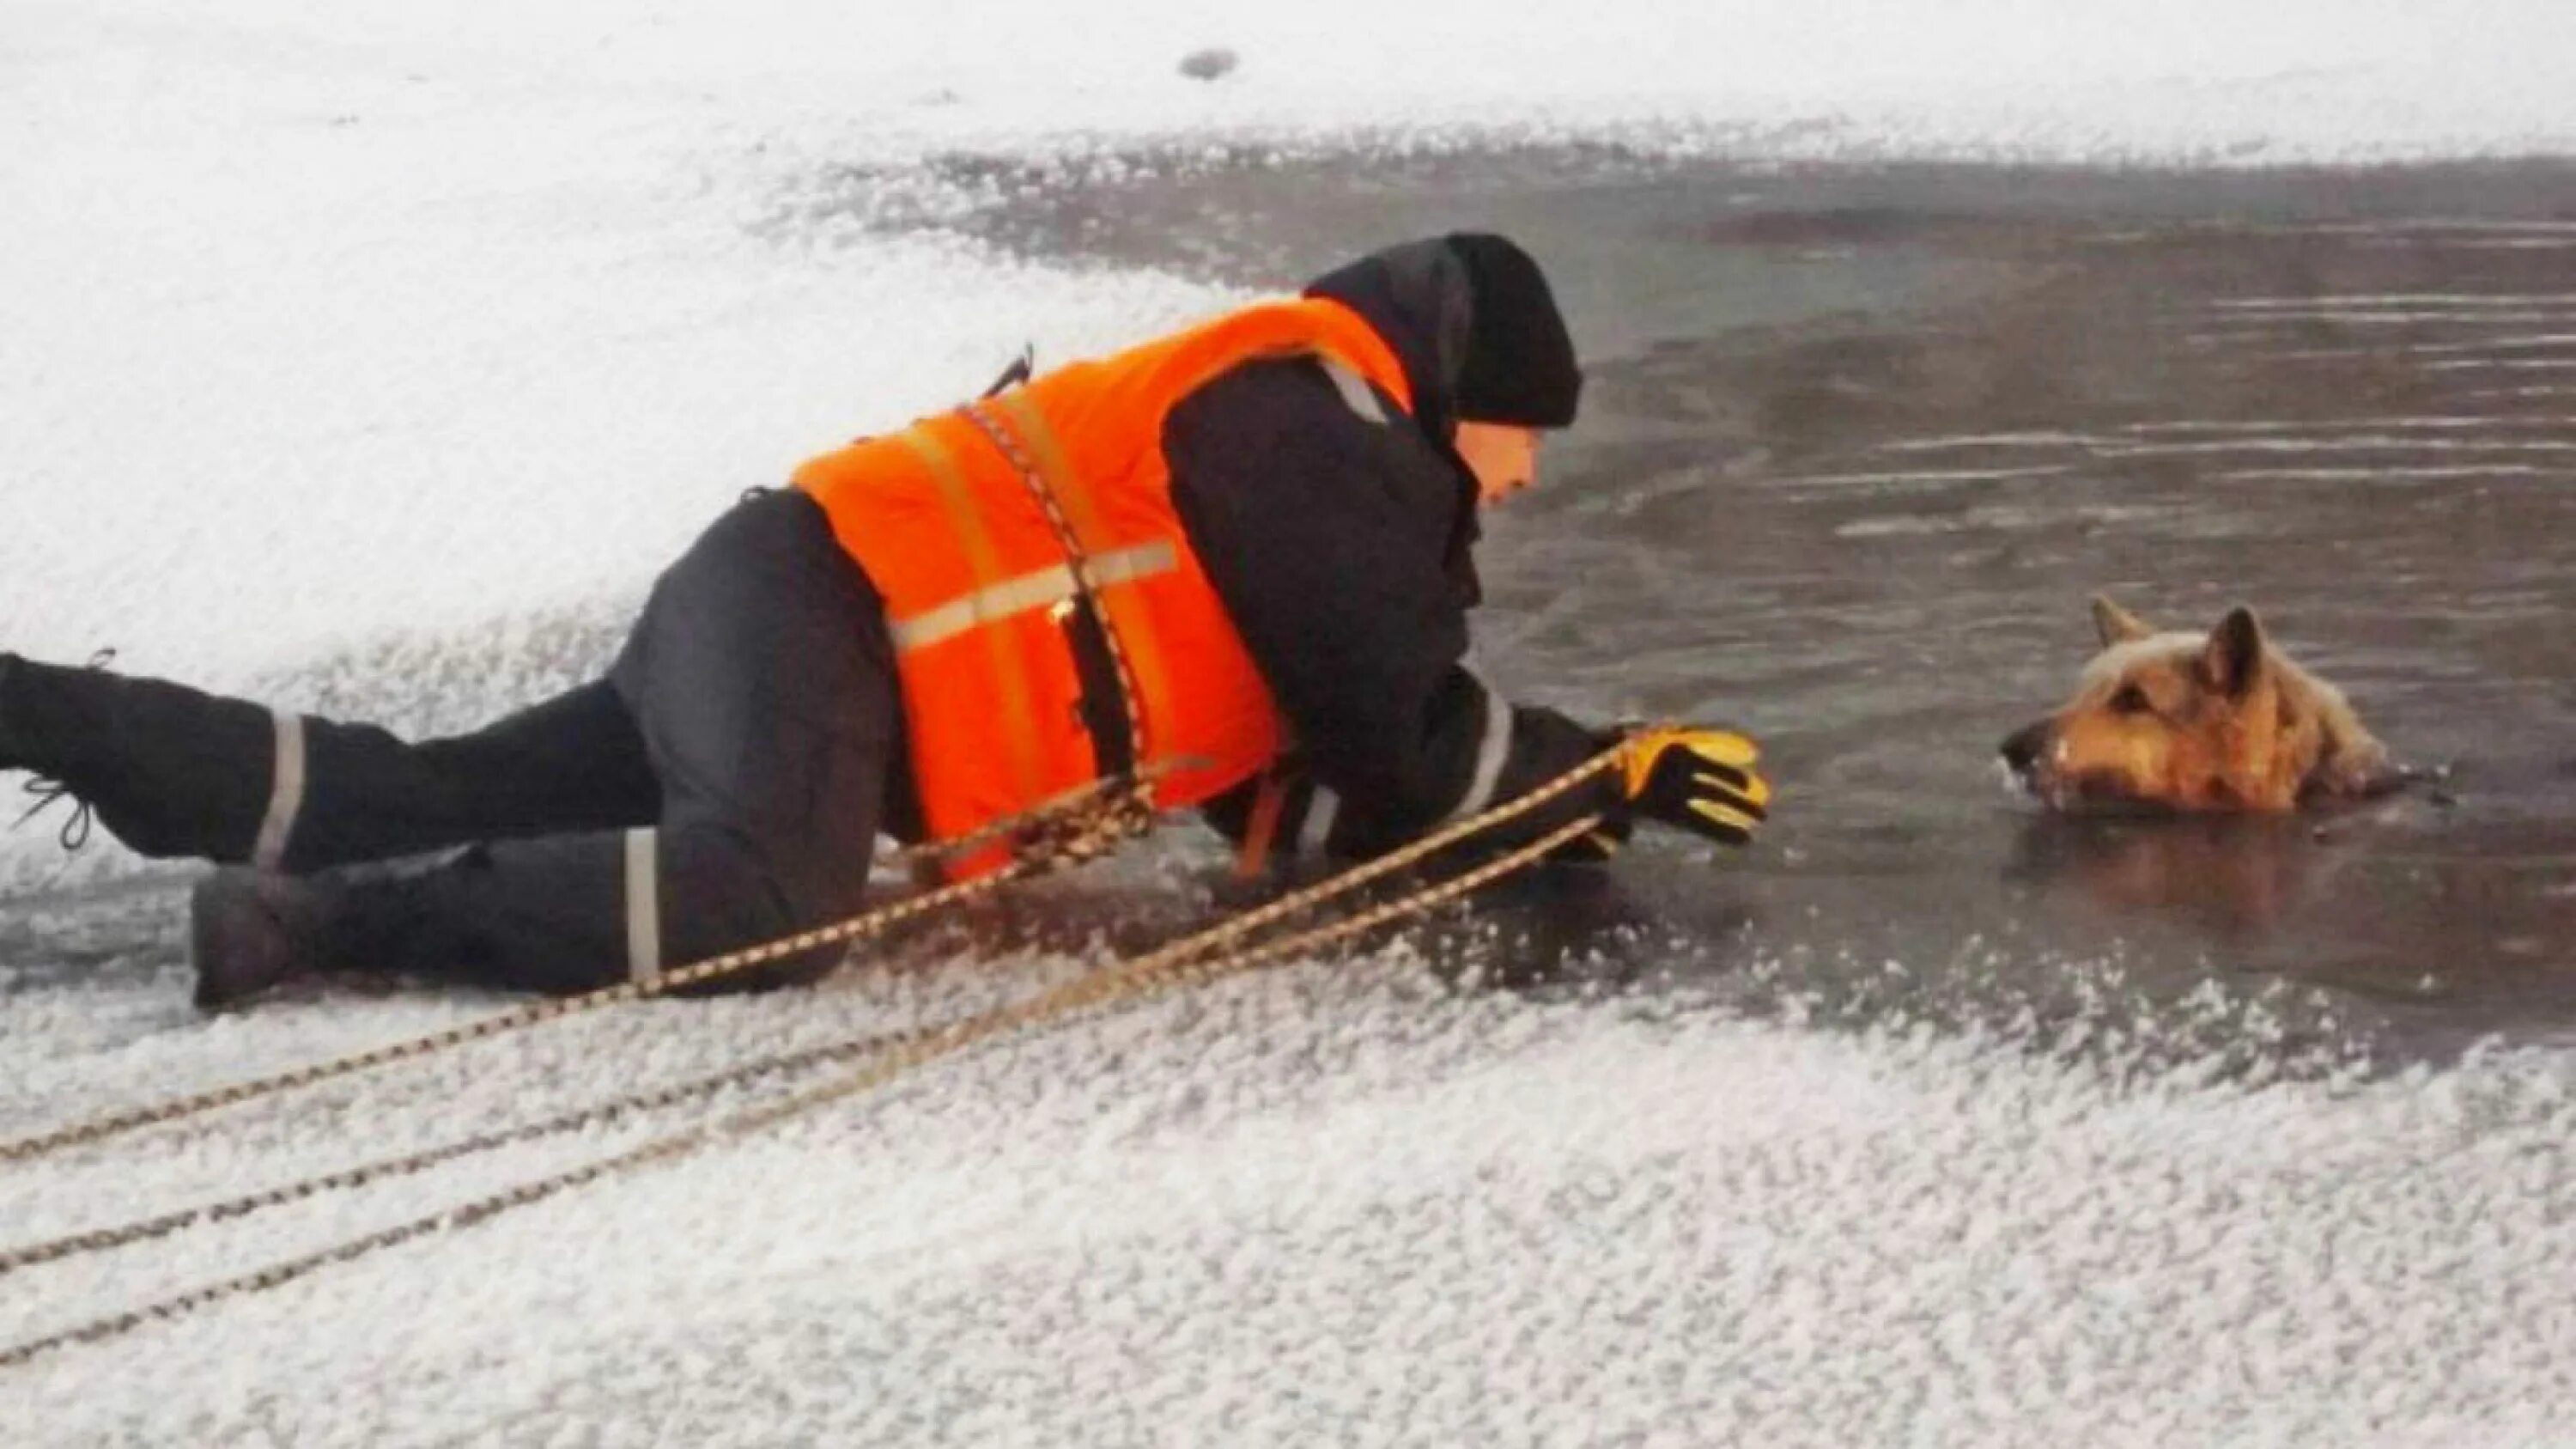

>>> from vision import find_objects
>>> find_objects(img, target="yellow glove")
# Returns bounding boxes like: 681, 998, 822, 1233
1617, 725, 1771, 847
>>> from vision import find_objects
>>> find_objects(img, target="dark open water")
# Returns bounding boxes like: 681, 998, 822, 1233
918, 154, 2576, 1064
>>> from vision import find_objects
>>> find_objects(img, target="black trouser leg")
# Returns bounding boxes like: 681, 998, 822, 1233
282, 680, 660, 871
307, 490, 902, 997
613, 489, 903, 993
0, 653, 658, 870
0, 655, 277, 861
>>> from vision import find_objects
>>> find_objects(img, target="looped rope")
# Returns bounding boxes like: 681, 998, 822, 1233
15, 777, 94, 851
0, 1025, 910, 1276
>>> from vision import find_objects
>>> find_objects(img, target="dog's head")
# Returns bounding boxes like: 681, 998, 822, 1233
2001, 597, 2388, 813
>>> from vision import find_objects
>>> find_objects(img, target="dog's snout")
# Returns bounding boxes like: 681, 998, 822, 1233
2000, 721, 2050, 774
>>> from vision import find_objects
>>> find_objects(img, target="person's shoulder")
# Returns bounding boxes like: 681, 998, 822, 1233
1174, 354, 1398, 434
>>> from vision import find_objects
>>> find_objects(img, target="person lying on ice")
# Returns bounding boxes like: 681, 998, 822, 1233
0, 233, 1771, 1011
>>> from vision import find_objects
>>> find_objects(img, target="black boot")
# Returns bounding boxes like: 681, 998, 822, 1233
187, 830, 845, 1012
0, 651, 276, 861
0, 654, 32, 775
189, 867, 346, 1011
191, 858, 505, 1011
185, 841, 611, 1011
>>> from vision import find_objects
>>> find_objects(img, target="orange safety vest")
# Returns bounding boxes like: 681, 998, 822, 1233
793, 296, 1416, 878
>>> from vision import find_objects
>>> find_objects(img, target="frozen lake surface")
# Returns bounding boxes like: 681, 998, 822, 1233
5, 3, 2575, 1444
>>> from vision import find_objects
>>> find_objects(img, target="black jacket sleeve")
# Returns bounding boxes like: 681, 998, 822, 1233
1165, 356, 1619, 861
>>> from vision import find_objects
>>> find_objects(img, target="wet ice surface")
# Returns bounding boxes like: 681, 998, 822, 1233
10, 155, 2576, 1444
898, 155, 2576, 1061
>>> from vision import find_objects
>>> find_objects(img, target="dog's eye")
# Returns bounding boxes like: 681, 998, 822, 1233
2110, 684, 2153, 715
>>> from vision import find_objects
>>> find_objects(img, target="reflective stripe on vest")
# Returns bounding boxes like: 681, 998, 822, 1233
894, 424, 1049, 807
886, 539, 1181, 653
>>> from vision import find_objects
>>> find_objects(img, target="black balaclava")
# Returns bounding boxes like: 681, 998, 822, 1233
1444, 232, 1583, 428
1301, 231, 1584, 442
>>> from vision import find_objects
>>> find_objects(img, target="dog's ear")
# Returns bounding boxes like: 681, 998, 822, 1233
2200, 606, 2267, 697
2091, 595, 2154, 648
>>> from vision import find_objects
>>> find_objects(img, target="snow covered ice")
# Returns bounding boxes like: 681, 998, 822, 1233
5, 2, 2576, 1443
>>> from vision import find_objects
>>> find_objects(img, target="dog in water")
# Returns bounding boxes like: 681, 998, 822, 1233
2002, 597, 2391, 813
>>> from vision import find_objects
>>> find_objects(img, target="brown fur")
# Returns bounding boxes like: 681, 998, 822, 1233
2002, 597, 2390, 813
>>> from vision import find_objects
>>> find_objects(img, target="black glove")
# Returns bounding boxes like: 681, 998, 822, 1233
1546, 813, 1632, 867
1616, 725, 1770, 847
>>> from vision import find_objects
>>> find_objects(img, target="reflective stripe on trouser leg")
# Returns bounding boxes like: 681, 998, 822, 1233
1444, 668, 1514, 823
1299, 787, 1340, 855
251, 710, 307, 870
623, 827, 661, 982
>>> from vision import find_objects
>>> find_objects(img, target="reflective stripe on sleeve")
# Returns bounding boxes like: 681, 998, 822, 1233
1320, 359, 1388, 425
623, 827, 661, 983
251, 710, 307, 870
886, 539, 1179, 653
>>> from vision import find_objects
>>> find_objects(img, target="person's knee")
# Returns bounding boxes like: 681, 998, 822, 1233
663, 947, 838, 996
653, 828, 871, 995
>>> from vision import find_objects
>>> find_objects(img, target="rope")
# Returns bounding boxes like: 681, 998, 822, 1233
0, 748, 1619, 1368
0, 808, 1602, 1370
0, 1026, 908, 1275
4, 750, 1619, 1275
957, 397, 1157, 826
0, 777, 1147, 1166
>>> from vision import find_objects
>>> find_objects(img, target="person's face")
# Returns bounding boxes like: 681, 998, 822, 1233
1455, 420, 1543, 505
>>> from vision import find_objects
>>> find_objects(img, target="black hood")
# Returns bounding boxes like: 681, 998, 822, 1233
1301, 237, 1488, 601
1302, 236, 1478, 451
